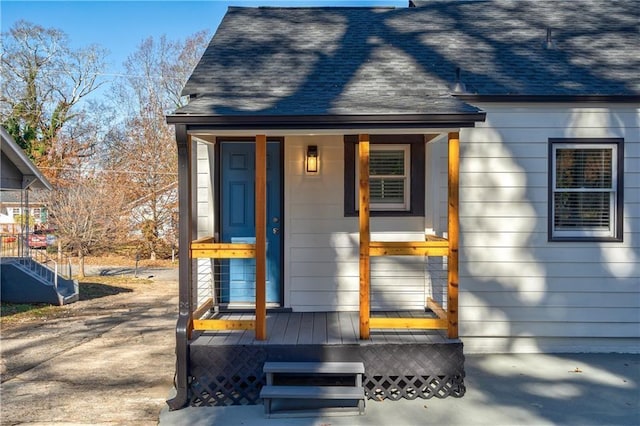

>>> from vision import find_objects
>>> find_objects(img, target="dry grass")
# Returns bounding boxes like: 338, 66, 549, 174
0, 274, 153, 328
77, 255, 177, 268
1, 254, 175, 329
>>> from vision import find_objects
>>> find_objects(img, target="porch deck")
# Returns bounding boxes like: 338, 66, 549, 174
187, 311, 465, 407
191, 311, 450, 347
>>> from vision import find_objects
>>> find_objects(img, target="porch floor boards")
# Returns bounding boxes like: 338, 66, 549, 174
191, 311, 450, 347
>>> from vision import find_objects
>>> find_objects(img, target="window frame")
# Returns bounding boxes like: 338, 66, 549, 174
355, 144, 411, 211
548, 137, 624, 242
344, 135, 425, 217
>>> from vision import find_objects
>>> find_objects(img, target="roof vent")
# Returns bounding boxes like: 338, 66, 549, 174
451, 67, 467, 94
544, 28, 557, 50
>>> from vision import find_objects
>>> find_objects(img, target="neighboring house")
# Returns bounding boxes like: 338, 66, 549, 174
1, 126, 52, 235
165, 0, 639, 410
126, 181, 178, 243
0, 126, 51, 191
1, 126, 77, 305
0, 191, 50, 235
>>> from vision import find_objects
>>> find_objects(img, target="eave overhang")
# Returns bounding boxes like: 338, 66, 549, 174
166, 113, 486, 130
455, 94, 640, 103
1, 126, 52, 191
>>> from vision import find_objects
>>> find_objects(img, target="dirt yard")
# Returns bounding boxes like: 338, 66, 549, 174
0, 264, 179, 425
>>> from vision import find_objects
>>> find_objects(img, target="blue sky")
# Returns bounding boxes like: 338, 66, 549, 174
1, 0, 406, 75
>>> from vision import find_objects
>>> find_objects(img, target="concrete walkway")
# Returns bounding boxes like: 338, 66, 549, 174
159, 352, 639, 426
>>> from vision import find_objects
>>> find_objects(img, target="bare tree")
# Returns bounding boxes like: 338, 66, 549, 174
105, 31, 208, 259
2, 23, 209, 262
48, 175, 126, 277
0, 20, 108, 179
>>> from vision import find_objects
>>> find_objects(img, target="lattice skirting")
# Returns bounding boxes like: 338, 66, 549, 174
188, 342, 465, 407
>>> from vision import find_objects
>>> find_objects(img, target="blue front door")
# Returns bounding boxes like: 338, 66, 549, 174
220, 141, 281, 304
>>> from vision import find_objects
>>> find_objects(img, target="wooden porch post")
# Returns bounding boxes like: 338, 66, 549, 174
447, 132, 460, 339
255, 134, 267, 340
358, 134, 371, 339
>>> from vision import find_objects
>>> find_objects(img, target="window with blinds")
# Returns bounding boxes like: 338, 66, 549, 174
357, 144, 410, 211
344, 135, 425, 217
550, 140, 622, 240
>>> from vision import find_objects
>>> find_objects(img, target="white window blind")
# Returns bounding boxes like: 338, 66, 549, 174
552, 144, 617, 238
357, 144, 410, 211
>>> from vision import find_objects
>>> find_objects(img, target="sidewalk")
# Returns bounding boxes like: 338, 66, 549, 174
159, 352, 639, 425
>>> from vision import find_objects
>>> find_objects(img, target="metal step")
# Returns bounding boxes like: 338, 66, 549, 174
261, 385, 364, 400
261, 361, 365, 417
263, 361, 365, 375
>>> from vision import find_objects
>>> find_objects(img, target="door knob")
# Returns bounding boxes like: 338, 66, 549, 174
272, 228, 280, 235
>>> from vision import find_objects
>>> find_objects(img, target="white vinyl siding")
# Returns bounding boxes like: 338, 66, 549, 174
458, 104, 640, 352
190, 105, 639, 354
458, 104, 640, 353
195, 140, 216, 308
285, 135, 427, 312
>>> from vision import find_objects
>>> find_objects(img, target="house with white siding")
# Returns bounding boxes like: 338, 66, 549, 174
1, 126, 52, 237
165, 0, 639, 410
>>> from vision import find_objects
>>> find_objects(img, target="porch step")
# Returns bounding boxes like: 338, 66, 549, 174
261, 385, 364, 400
263, 361, 365, 375
261, 362, 365, 418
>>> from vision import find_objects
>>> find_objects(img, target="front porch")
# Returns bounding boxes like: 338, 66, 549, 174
188, 311, 465, 406
168, 131, 464, 409
184, 132, 460, 339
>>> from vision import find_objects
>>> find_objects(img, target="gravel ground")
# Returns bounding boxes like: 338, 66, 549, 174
0, 266, 179, 425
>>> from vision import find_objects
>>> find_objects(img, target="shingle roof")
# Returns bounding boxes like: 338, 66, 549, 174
174, 0, 639, 119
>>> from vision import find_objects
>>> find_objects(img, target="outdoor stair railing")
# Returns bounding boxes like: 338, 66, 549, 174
1, 236, 73, 289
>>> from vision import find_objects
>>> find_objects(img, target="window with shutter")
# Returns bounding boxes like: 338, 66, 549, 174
549, 138, 623, 241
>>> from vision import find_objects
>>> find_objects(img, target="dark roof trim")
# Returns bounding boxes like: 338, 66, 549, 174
456, 95, 640, 103
166, 113, 486, 129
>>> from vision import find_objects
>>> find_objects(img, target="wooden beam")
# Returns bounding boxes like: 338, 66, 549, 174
191, 243, 256, 259
369, 241, 449, 257
192, 319, 255, 331
255, 134, 267, 340
193, 297, 214, 319
358, 134, 370, 340
447, 132, 460, 339
369, 317, 448, 330
427, 297, 447, 320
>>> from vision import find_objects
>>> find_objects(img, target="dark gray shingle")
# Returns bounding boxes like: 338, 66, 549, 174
176, 0, 639, 117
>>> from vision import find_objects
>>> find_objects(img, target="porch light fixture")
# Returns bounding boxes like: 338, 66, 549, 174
306, 145, 319, 173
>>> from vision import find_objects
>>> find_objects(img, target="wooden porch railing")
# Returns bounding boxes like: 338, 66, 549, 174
186, 132, 460, 340
367, 238, 450, 331
188, 133, 269, 339
190, 237, 257, 332
188, 238, 452, 333
358, 132, 460, 339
